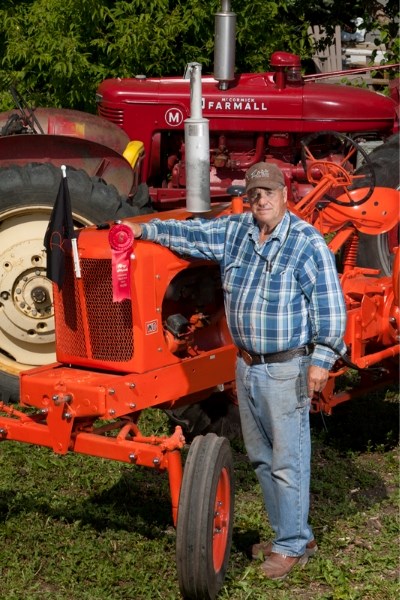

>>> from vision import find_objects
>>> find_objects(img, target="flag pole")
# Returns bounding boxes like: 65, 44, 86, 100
61, 165, 81, 279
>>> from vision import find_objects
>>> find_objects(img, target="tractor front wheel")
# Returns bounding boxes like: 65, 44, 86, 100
176, 433, 234, 600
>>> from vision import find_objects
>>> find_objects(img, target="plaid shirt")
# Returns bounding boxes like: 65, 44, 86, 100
141, 210, 347, 369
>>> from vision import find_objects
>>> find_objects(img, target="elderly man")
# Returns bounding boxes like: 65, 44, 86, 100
124, 162, 347, 580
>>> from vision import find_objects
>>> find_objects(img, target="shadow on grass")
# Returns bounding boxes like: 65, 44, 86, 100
0, 463, 173, 539
310, 387, 399, 452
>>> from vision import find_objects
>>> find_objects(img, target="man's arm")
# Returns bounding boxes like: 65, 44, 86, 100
299, 241, 347, 379
123, 217, 228, 262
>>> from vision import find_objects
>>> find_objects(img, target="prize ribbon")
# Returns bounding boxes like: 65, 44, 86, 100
109, 223, 134, 302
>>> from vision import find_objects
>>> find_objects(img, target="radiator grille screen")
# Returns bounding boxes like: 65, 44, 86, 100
54, 258, 87, 358
56, 257, 133, 363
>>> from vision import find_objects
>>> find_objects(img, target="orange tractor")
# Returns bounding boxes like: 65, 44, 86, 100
0, 115, 398, 597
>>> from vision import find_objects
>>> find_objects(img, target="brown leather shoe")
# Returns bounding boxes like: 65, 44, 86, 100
250, 538, 318, 560
261, 552, 309, 580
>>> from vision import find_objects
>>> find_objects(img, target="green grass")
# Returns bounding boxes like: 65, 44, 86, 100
0, 389, 398, 600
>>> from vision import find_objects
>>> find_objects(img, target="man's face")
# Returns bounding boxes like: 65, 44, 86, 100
248, 186, 287, 230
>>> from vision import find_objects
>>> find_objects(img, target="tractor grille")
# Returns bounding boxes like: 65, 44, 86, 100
97, 105, 124, 127
54, 258, 87, 358
55, 257, 133, 363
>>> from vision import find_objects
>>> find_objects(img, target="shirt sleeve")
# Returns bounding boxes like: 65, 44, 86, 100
299, 241, 347, 370
140, 218, 226, 262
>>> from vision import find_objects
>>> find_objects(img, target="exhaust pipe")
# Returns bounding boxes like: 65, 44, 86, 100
214, 0, 236, 90
184, 63, 210, 213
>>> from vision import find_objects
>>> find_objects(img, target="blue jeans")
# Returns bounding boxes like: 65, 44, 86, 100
236, 354, 314, 557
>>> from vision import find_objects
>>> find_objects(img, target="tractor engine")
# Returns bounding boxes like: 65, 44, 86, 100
53, 216, 234, 389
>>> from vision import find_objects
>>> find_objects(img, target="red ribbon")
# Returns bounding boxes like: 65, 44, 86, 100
109, 223, 134, 302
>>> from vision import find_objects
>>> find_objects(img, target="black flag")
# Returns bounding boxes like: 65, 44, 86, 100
44, 166, 81, 289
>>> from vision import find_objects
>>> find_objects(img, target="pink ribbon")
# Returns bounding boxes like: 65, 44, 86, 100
109, 223, 134, 302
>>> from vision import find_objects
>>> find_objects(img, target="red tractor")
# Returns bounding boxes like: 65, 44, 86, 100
0, 0, 398, 435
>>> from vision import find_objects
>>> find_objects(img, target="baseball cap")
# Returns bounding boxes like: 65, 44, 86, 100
245, 162, 285, 192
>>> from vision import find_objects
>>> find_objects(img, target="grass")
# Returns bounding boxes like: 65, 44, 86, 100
0, 388, 398, 600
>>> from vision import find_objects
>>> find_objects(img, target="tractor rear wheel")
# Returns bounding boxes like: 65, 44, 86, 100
355, 133, 399, 275
176, 433, 234, 600
0, 162, 152, 402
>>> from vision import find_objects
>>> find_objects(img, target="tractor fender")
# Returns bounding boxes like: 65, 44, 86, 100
0, 107, 141, 197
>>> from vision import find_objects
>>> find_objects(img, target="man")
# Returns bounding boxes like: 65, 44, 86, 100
124, 162, 347, 580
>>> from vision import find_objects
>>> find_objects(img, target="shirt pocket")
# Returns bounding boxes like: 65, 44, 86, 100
222, 262, 242, 294
260, 267, 297, 303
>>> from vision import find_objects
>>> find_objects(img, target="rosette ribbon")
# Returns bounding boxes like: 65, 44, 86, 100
108, 223, 134, 302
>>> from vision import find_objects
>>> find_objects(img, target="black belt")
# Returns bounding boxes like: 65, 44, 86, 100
238, 345, 313, 366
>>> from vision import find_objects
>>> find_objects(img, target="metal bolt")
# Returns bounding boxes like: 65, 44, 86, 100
15, 288, 21, 295
35, 270, 40, 276
129, 453, 137, 461
39, 409, 48, 415
109, 409, 116, 416
129, 382, 135, 389
153, 457, 160, 465
20, 303, 25, 309
31, 286, 47, 303
108, 388, 115, 395
63, 412, 72, 420
0, 428, 7, 436
129, 403, 136, 409
52, 395, 59, 401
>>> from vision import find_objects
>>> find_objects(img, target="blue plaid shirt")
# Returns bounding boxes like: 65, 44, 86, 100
141, 210, 347, 369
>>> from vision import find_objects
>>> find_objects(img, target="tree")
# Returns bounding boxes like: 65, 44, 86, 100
0, 0, 398, 112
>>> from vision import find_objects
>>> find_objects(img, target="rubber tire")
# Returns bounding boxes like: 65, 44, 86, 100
0, 162, 152, 220
0, 162, 152, 403
355, 133, 399, 275
176, 434, 234, 600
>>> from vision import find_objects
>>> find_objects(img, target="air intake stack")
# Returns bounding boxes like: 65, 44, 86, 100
214, 0, 237, 90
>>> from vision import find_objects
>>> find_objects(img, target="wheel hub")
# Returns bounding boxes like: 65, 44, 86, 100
0, 232, 56, 364
13, 272, 53, 319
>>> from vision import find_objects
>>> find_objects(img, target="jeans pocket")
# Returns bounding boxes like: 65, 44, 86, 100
265, 359, 299, 381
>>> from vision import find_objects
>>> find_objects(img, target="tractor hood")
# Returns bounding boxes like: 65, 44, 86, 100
97, 71, 396, 138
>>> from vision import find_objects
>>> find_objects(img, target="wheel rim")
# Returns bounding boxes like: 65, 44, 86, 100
0, 205, 92, 370
212, 466, 231, 572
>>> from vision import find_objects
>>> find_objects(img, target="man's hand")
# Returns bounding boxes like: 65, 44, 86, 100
123, 221, 143, 238
307, 365, 329, 398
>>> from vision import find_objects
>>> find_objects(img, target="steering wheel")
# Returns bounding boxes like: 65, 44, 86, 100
300, 131, 375, 205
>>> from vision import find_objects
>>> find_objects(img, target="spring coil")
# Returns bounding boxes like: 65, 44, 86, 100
342, 234, 359, 270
